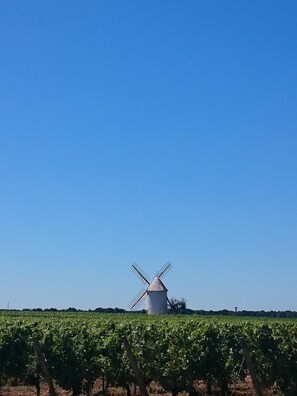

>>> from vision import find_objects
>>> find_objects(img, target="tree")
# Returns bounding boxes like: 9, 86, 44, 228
168, 297, 187, 313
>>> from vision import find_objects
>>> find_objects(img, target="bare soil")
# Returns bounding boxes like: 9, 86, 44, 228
0, 378, 279, 396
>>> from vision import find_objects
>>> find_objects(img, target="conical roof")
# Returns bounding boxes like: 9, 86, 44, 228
147, 276, 168, 292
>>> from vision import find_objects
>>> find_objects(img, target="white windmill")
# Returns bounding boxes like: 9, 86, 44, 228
129, 262, 172, 315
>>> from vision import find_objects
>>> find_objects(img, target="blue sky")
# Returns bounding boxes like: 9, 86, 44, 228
1, 1, 297, 311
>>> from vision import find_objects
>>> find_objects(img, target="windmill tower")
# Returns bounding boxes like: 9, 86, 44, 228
129, 262, 172, 315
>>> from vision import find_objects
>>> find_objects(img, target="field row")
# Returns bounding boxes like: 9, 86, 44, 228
0, 313, 297, 395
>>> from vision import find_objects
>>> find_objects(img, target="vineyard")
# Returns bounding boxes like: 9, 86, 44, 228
1, 311, 297, 395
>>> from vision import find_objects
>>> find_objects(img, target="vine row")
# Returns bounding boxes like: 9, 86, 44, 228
1, 314, 297, 395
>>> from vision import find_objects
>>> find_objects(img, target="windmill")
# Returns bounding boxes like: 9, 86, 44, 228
129, 262, 172, 314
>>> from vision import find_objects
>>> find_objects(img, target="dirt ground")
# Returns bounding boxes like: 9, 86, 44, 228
0, 378, 279, 396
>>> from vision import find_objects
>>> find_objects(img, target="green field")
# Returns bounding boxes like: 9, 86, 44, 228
1, 311, 297, 395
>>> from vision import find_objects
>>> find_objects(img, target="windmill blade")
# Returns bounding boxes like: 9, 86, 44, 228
128, 288, 147, 310
131, 263, 150, 285
167, 297, 176, 314
157, 262, 172, 279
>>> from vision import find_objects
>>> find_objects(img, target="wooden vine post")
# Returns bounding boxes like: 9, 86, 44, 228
33, 338, 56, 396
239, 336, 263, 396
122, 336, 149, 396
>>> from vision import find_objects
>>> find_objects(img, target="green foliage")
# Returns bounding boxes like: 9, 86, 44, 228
168, 297, 187, 313
0, 320, 40, 388
1, 312, 297, 394
42, 322, 101, 395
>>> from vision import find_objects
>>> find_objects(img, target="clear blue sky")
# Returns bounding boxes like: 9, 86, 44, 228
1, 1, 297, 311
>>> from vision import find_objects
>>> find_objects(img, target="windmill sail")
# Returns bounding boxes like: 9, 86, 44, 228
157, 262, 172, 279
166, 296, 175, 313
128, 287, 147, 310
131, 263, 150, 285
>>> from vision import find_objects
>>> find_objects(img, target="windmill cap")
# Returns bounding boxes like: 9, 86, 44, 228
147, 276, 168, 292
